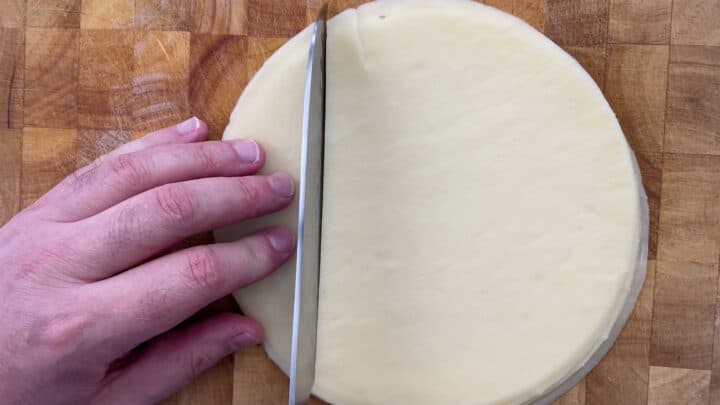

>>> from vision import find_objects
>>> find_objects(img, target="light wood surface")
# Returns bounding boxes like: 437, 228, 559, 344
0, 0, 718, 404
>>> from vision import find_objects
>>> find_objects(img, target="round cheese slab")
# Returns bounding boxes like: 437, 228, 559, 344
215, 0, 648, 403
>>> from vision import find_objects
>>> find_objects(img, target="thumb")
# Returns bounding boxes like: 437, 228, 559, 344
93, 313, 262, 405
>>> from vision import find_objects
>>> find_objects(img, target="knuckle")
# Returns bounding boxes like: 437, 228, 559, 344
192, 145, 223, 172
183, 247, 225, 290
109, 153, 150, 185
235, 179, 261, 209
155, 184, 196, 223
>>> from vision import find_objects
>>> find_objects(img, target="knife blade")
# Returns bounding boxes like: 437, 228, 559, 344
288, 4, 327, 405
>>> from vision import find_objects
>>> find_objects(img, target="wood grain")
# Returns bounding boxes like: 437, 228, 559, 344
564, 46, 607, 88
245, 37, 287, 80
648, 366, 711, 405
79, 29, 134, 130
190, 34, 248, 138
604, 45, 669, 155
190, 0, 248, 35
657, 153, 720, 264
0, 128, 22, 225
247, 0, 306, 37
0, 0, 24, 28
670, 0, 720, 47
0, 28, 24, 128
133, 31, 191, 131
24, 28, 78, 129
664, 45, 720, 156
636, 152, 662, 260
650, 261, 717, 370
136, 0, 191, 31
20, 127, 77, 208
544, 0, 609, 46
608, 0, 671, 45
586, 261, 655, 405
80, 0, 135, 29
26, 0, 81, 28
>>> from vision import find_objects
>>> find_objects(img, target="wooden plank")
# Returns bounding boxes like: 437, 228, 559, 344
24, 28, 79, 129
0, 129, 22, 225
26, 0, 81, 28
564, 46, 607, 88
604, 45, 669, 155
190, 0, 248, 35
650, 261, 717, 370
608, 0, 671, 45
544, 0, 609, 46
670, 0, 720, 46
247, 0, 306, 37
648, 366, 711, 405
133, 31, 191, 132
664, 45, 720, 156
20, 127, 77, 208
657, 153, 720, 264
636, 152, 662, 260
136, 0, 191, 31
554, 379, 586, 405
79, 29, 135, 130
585, 260, 656, 405
190, 34, 248, 138
80, 0, 135, 29
0, 0, 24, 28
0, 28, 24, 129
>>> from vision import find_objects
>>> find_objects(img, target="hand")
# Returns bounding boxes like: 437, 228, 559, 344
0, 118, 296, 404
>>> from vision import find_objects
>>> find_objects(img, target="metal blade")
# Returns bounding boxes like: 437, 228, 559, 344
289, 4, 327, 405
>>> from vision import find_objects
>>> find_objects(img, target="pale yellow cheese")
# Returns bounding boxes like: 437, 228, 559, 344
215, 1, 646, 403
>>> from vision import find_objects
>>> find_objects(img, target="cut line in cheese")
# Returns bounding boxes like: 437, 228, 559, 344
215, 1, 648, 403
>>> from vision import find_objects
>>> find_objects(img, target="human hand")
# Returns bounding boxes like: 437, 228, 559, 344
0, 118, 296, 404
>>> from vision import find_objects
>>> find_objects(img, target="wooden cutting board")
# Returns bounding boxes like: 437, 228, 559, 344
1, 0, 718, 404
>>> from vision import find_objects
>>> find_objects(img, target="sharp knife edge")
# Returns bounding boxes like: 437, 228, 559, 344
289, 4, 327, 405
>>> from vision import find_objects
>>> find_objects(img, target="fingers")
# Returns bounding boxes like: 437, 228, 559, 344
43, 136, 266, 222
72, 173, 294, 280
94, 313, 261, 405
91, 228, 295, 348
112, 116, 208, 157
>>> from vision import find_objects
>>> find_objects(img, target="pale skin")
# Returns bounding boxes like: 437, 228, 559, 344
0, 117, 296, 404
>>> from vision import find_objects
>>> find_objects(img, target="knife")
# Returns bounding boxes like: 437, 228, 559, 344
289, 4, 327, 405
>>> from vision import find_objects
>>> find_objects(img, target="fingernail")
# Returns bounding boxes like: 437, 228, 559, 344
177, 117, 200, 136
268, 173, 294, 198
268, 228, 295, 254
233, 140, 260, 164
230, 332, 260, 350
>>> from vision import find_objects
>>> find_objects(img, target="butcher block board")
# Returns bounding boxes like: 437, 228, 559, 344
0, 0, 719, 404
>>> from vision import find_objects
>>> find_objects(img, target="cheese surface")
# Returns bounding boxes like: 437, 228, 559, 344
215, 1, 645, 403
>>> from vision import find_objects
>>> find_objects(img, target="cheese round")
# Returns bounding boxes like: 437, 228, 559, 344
215, 0, 647, 403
